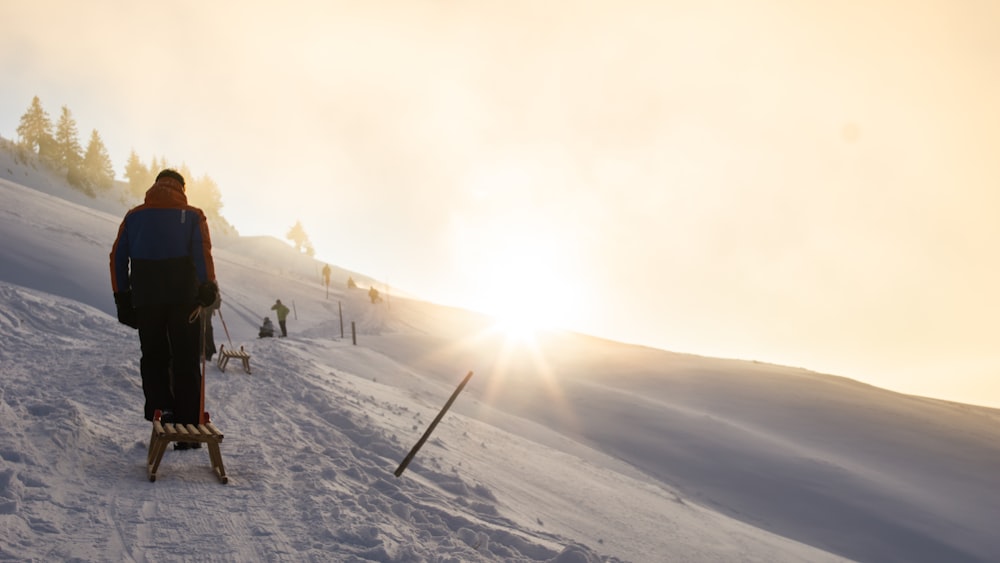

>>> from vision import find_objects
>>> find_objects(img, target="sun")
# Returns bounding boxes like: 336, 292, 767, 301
486, 290, 562, 344
459, 234, 581, 345
447, 181, 586, 345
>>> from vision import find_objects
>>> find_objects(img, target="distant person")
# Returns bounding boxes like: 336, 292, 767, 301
259, 317, 275, 338
322, 263, 331, 287
110, 168, 219, 448
347, 276, 358, 289
368, 286, 382, 304
271, 299, 290, 337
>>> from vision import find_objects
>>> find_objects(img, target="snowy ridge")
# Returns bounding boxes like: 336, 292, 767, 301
3, 152, 1000, 562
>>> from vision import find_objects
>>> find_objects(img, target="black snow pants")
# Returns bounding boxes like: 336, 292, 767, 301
137, 302, 202, 424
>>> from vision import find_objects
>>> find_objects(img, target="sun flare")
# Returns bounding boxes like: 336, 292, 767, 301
451, 181, 586, 342
467, 251, 578, 345
488, 300, 554, 345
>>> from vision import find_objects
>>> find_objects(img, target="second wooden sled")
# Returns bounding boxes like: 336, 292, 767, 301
217, 344, 251, 374
147, 411, 228, 484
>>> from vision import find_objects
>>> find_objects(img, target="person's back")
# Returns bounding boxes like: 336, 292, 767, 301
271, 299, 290, 320
110, 169, 218, 428
271, 299, 290, 337
112, 171, 214, 308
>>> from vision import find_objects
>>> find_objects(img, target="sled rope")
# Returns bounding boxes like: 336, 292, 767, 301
217, 305, 235, 348
198, 310, 207, 425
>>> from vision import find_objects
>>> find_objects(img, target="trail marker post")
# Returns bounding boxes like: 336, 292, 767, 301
395, 371, 474, 478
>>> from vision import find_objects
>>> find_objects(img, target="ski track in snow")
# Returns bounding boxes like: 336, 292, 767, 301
0, 285, 618, 562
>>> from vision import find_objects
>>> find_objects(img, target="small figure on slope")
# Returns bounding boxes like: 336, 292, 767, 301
270, 299, 290, 337
259, 317, 275, 338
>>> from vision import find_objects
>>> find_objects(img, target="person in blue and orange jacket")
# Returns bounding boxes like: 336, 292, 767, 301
110, 169, 219, 440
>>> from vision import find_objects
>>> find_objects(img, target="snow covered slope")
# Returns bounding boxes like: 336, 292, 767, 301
2, 152, 1000, 562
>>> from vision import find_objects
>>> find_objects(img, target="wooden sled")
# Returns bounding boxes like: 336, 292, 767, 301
217, 344, 251, 374
147, 411, 228, 484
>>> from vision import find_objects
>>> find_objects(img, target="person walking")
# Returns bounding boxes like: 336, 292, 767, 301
271, 299, 290, 337
110, 169, 219, 448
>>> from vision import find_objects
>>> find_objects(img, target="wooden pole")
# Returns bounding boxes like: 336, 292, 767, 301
351, 321, 356, 345
339, 301, 344, 339
199, 312, 207, 424
395, 371, 474, 478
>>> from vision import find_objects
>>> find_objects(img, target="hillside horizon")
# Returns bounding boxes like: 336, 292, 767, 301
3, 142, 1000, 562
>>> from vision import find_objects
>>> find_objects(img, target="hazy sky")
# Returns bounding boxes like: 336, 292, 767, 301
2, 0, 999, 406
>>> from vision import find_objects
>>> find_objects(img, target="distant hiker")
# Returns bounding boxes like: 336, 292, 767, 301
271, 299, 290, 337
368, 286, 382, 304
259, 317, 275, 338
110, 168, 219, 449
322, 264, 331, 287
347, 276, 358, 289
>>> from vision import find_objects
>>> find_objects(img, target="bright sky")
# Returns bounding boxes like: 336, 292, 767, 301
2, 0, 999, 407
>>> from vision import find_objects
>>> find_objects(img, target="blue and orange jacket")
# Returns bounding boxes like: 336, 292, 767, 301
109, 177, 215, 307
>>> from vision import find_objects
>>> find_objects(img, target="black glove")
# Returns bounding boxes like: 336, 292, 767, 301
197, 281, 219, 308
114, 291, 138, 329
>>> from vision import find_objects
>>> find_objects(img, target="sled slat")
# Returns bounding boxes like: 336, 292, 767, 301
206, 422, 225, 440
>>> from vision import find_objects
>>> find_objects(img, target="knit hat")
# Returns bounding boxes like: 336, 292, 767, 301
156, 169, 185, 187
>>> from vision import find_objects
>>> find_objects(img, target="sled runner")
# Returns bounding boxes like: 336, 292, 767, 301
147, 410, 228, 484
217, 344, 251, 374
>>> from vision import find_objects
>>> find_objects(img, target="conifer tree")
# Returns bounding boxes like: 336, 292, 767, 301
286, 220, 312, 253
178, 163, 194, 187
187, 173, 224, 218
16, 96, 53, 156
82, 129, 115, 193
149, 155, 162, 177
124, 150, 150, 200
54, 106, 85, 188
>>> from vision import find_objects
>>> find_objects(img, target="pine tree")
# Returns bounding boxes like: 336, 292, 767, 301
124, 150, 150, 200
178, 164, 194, 187
187, 173, 224, 218
82, 129, 115, 194
286, 220, 312, 253
149, 155, 162, 177
16, 96, 54, 156
54, 106, 84, 188
37, 135, 59, 167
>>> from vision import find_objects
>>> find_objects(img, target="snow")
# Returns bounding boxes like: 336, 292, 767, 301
2, 150, 1000, 562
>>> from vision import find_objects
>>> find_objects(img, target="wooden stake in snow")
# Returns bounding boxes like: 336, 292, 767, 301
394, 371, 474, 478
